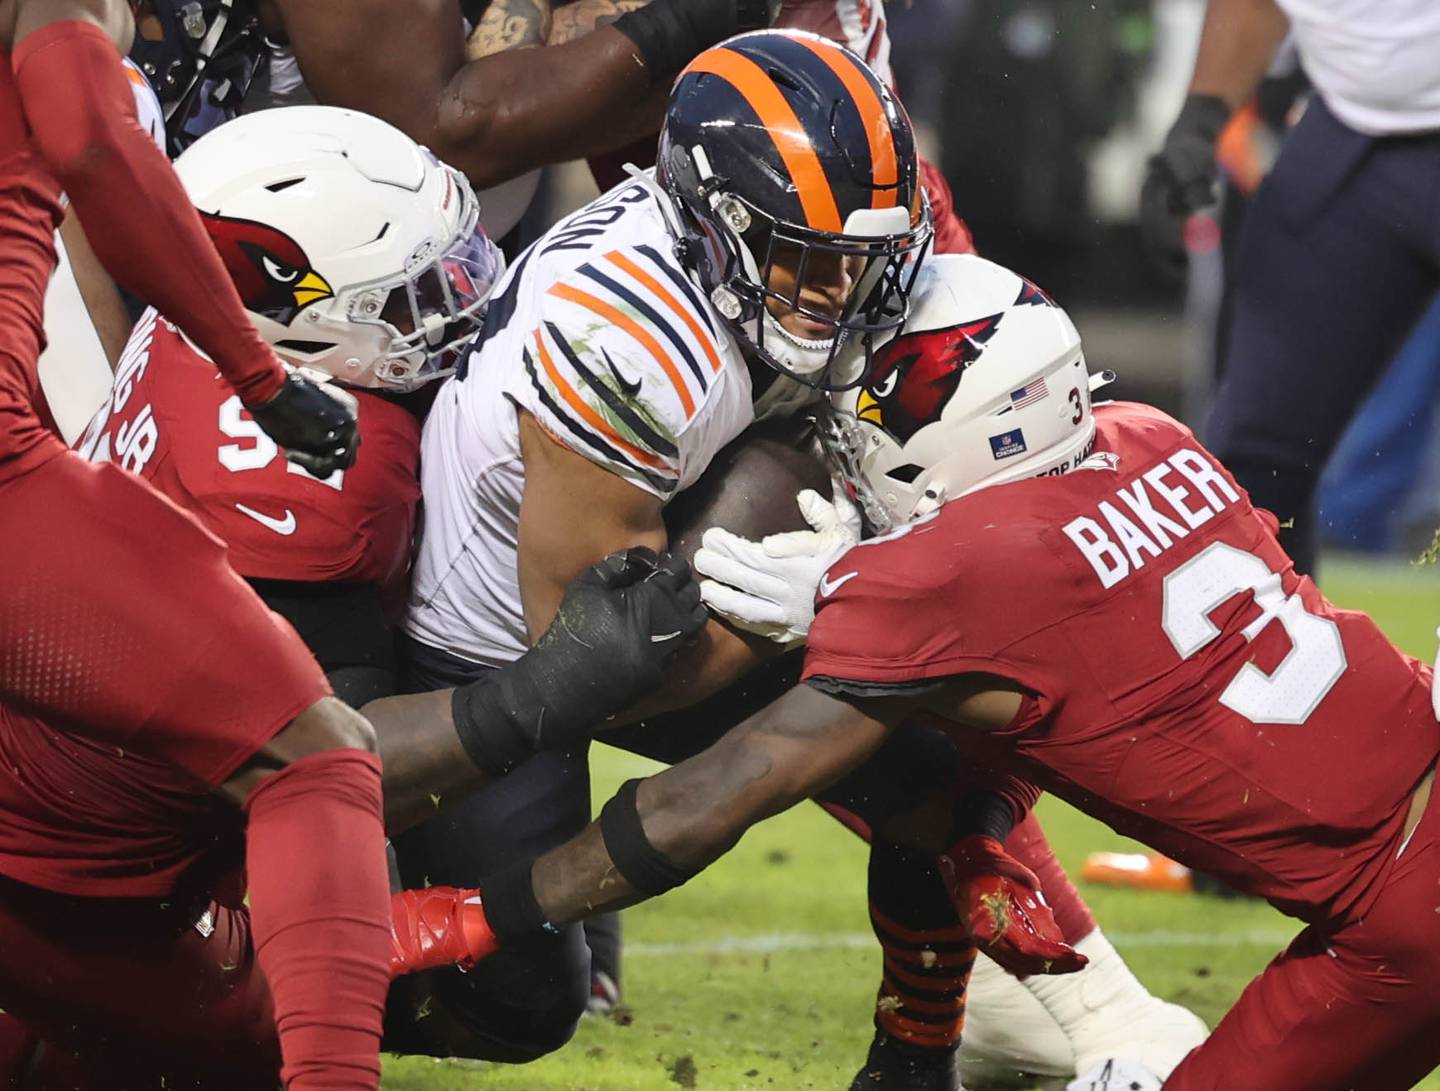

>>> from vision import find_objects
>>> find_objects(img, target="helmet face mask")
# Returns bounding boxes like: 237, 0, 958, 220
130, 0, 269, 156
658, 30, 931, 393
337, 209, 503, 391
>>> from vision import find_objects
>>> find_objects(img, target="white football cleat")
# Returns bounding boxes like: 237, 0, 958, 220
1024, 930, 1208, 1079
1067, 1058, 1163, 1091
959, 951, 1075, 1084
960, 929, 1207, 1087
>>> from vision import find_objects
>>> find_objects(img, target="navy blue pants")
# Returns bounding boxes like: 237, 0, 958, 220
1208, 97, 1440, 574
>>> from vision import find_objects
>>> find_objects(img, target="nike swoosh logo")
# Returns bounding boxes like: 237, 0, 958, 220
650, 630, 683, 643
234, 503, 297, 536
602, 349, 643, 398
818, 571, 859, 597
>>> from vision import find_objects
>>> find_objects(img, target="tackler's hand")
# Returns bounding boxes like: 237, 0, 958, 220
521, 548, 707, 739
696, 483, 861, 646
246, 368, 361, 478
939, 835, 1088, 978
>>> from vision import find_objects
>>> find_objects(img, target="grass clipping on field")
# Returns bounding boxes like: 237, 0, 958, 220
1421, 527, 1440, 567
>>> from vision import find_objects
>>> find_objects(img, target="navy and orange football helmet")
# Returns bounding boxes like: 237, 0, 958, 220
657, 29, 931, 390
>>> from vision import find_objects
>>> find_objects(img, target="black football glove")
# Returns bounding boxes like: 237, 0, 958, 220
1138, 94, 1232, 278
613, 0, 780, 86
246, 371, 361, 479
452, 548, 708, 776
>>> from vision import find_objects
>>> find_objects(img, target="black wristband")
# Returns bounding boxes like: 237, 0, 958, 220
955, 790, 1017, 844
598, 779, 702, 897
479, 859, 558, 944
451, 675, 532, 779
612, 0, 734, 85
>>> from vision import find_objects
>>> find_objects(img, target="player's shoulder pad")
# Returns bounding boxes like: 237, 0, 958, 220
522, 244, 731, 498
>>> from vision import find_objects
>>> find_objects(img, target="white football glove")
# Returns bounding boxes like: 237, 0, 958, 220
695, 484, 861, 646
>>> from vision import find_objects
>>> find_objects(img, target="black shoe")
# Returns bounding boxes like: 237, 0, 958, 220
849, 1032, 964, 1091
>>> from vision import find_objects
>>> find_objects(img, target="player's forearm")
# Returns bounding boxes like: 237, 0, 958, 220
604, 617, 780, 725
363, 690, 493, 833
533, 685, 899, 924
13, 22, 284, 404
1188, 0, 1290, 110
57, 210, 131, 370
435, 27, 665, 189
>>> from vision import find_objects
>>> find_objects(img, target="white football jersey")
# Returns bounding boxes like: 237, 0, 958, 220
405, 175, 816, 667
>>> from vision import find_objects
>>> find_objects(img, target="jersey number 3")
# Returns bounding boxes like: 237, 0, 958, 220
1161, 542, 1346, 725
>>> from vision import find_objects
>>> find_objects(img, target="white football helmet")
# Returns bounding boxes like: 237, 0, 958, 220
823, 253, 1108, 531
175, 105, 503, 391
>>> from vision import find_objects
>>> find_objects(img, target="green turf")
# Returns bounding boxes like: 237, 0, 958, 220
382, 554, 1440, 1090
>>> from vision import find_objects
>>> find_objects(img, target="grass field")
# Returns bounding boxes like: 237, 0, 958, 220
383, 554, 1440, 1091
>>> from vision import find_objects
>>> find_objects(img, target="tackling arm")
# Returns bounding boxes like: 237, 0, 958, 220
364, 547, 707, 832
276, 0, 762, 190
530, 683, 904, 923
11, 0, 282, 405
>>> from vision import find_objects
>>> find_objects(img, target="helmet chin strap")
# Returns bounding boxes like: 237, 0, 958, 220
759, 310, 834, 376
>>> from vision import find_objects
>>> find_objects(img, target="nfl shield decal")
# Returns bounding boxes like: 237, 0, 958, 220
989, 428, 1028, 460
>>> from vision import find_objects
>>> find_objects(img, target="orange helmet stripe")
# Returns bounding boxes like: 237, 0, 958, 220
792, 36, 898, 211
684, 48, 843, 233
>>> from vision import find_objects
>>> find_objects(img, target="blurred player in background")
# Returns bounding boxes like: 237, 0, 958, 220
0, 2, 395, 1087
1142, 0, 1440, 576
457, 252, 1440, 1091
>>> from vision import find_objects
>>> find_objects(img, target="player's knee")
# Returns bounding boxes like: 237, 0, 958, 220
414, 965, 588, 1063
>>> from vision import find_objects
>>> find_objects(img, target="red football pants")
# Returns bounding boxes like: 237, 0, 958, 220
0, 453, 330, 785
0, 872, 279, 1090
1167, 783, 1440, 1090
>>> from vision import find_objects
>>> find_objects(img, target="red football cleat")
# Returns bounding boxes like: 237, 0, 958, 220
389, 886, 498, 978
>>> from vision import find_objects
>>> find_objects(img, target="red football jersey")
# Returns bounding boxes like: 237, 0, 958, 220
805, 402, 1438, 927
75, 308, 421, 597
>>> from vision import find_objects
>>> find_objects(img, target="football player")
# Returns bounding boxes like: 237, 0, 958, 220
0, 104, 708, 1089
763, 5, 1206, 1082
0, 3, 395, 1087
454, 251, 1440, 1091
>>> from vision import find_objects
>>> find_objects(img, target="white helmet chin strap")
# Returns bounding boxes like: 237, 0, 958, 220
759, 310, 834, 377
